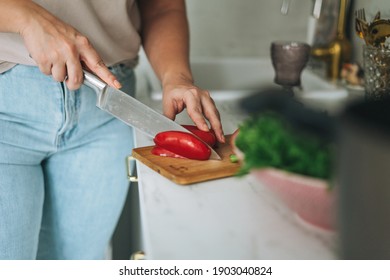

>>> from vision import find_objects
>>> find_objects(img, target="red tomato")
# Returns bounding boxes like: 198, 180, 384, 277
154, 131, 211, 160
151, 146, 186, 159
182, 125, 217, 147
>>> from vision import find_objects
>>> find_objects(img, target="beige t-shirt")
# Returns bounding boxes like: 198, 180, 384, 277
0, 0, 141, 73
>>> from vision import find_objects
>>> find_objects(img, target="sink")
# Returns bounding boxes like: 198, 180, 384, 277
137, 57, 274, 101
136, 56, 361, 113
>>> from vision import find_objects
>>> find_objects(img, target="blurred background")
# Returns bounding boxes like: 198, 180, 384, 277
186, 0, 389, 63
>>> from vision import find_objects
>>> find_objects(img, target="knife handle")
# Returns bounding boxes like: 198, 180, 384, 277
82, 70, 107, 92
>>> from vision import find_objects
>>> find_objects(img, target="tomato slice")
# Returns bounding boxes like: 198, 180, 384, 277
151, 146, 186, 159
182, 125, 217, 147
154, 131, 211, 160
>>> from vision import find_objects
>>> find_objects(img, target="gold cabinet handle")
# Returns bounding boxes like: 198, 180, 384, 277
126, 155, 138, 182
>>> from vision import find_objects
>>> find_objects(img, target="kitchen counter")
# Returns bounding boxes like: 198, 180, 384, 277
132, 86, 338, 259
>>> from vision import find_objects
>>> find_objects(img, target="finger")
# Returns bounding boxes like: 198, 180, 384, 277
184, 91, 209, 131
32, 52, 52, 76
199, 96, 225, 143
207, 113, 225, 143
92, 60, 121, 89
189, 111, 209, 132
38, 62, 52, 76
162, 99, 178, 121
65, 58, 84, 90
80, 47, 121, 89
51, 62, 67, 82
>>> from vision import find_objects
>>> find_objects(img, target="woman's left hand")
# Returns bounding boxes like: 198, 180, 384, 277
162, 83, 225, 144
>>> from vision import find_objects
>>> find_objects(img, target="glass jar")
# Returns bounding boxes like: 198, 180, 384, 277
363, 45, 390, 101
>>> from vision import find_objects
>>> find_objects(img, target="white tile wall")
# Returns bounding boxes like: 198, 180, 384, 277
186, 0, 390, 63
186, 0, 312, 58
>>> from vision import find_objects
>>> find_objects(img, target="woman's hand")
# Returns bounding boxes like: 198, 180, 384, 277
6, 1, 120, 90
162, 82, 225, 144
138, 0, 225, 143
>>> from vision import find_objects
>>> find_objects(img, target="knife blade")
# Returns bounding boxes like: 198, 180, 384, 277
82, 70, 221, 160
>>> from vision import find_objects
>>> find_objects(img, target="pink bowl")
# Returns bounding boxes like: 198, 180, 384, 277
230, 129, 337, 231
252, 168, 337, 231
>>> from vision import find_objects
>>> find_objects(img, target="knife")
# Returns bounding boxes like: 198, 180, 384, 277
82, 70, 221, 160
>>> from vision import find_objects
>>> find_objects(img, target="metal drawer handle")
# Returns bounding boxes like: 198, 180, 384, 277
126, 155, 138, 182
130, 250, 145, 260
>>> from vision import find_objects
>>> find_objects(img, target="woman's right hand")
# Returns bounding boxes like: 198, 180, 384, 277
1, 0, 120, 90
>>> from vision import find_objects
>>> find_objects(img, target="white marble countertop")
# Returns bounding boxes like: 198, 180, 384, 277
132, 93, 338, 260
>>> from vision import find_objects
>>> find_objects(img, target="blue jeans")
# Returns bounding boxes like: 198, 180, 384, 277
0, 64, 135, 259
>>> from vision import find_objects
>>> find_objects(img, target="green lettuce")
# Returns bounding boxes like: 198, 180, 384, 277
235, 111, 333, 180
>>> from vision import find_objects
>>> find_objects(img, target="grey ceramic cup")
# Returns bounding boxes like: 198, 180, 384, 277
271, 41, 311, 87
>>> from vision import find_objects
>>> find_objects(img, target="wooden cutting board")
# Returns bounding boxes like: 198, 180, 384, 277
131, 135, 241, 185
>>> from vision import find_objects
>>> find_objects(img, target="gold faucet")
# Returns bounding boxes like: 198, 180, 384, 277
311, 0, 352, 81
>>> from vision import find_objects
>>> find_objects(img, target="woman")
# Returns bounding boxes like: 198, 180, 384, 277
0, 0, 224, 259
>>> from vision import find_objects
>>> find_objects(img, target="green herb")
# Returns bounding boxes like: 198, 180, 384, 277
235, 111, 333, 180
229, 154, 239, 163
